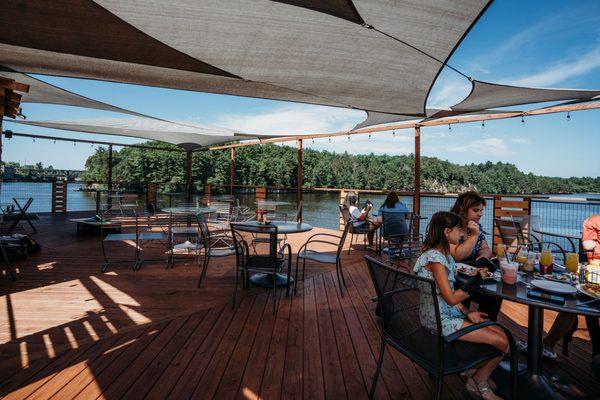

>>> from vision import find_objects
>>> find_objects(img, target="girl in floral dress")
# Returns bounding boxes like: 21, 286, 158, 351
414, 211, 508, 400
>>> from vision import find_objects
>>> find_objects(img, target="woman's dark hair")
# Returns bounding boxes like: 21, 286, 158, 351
450, 191, 486, 221
383, 191, 399, 209
423, 211, 463, 254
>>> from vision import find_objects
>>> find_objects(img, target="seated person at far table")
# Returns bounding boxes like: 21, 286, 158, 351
375, 191, 410, 225
345, 192, 378, 248
528, 214, 600, 362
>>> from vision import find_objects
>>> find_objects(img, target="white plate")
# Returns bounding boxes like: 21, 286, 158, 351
576, 283, 600, 300
456, 263, 477, 276
530, 279, 576, 295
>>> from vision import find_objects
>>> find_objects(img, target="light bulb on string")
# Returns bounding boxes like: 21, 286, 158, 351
53, 139, 56, 144
481, 121, 485, 129
74, 141, 76, 146
368, 133, 371, 140
347, 133, 350, 141
566, 112, 571, 122
448, 124, 452, 132
392, 130, 396, 137
33, 137, 35, 142
312, 138, 314, 144
521, 116, 525, 125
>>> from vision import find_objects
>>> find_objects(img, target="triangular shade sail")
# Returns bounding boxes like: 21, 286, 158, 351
0, 0, 491, 116
452, 80, 600, 111
0, 68, 152, 118
9, 118, 248, 150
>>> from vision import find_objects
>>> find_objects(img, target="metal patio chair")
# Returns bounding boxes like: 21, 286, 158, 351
197, 212, 235, 287
230, 223, 292, 314
494, 217, 566, 263
379, 211, 422, 263
167, 211, 201, 268
295, 220, 350, 296
365, 256, 518, 400
340, 205, 368, 254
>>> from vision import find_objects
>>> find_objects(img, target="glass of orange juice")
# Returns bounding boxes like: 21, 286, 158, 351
565, 252, 579, 274
515, 248, 528, 265
540, 249, 553, 275
496, 243, 506, 258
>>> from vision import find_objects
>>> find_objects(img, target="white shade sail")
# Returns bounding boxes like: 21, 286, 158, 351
9, 118, 249, 150
452, 80, 600, 111
0, 68, 153, 118
0, 0, 491, 116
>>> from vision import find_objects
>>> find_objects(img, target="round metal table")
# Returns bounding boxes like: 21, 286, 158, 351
474, 274, 599, 399
234, 220, 313, 287
162, 206, 216, 214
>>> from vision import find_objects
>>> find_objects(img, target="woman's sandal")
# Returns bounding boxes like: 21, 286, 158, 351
465, 377, 502, 400
516, 340, 558, 361
460, 369, 497, 391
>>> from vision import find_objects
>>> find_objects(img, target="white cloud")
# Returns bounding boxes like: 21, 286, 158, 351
213, 104, 363, 135
427, 74, 472, 109
507, 44, 600, 87
445, 137, 512, 156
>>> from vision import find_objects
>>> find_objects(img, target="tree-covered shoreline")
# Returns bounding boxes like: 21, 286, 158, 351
80, 141, 600, 194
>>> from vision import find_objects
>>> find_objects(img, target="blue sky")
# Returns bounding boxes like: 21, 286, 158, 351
3, 0, 600, 178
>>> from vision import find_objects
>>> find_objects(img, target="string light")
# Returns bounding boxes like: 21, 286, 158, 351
33, 137, 35, 142
448, 124, 452, 132
53, 139, 56, 144
312, 138, 314, 144
368, 133, 372, 140
74, 141, 76, 146
328, 136, 331, 142
521, 115, 525, 125
566, 112, 571, 122
392, 130, 396, 137
481, 121, 485, 129
347, 133, 350, 141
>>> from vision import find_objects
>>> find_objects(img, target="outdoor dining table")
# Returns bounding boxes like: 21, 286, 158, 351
233, 220, 312, 287
533, 227, 582, 253
162, 206, 216, 215
473, 272, 600, 399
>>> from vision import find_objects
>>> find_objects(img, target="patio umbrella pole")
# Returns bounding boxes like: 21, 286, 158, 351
297, 139, 302, 223
230, 147, 235, 195
186, 150, 193, 201
413, 126, 421, 234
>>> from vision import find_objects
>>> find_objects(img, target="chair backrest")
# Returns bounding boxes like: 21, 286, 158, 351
381, 211, 410, 238
196, 212, 212, 246
494, 217, 529, 251
231, 223, 279, 266
336, 221, 351, 258
339, 205, 355, 228
365, 256, 443, 368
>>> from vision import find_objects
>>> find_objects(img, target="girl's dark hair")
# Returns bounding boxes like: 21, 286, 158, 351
423, 211, 463, 253
450, 191, 486, 221
383, 191, 399, 209
344, 192, 358, 208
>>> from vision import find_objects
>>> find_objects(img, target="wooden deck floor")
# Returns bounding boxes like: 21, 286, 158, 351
0, 213, 598, 399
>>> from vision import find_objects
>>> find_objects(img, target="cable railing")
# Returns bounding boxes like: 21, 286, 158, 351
3, 182, 599, 250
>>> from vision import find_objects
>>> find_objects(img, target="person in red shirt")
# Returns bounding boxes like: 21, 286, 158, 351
583, 214, 600, 261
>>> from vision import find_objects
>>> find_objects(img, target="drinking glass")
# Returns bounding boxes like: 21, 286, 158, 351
540, 249, 553, 275
515, 248, 528, 266
565, 252, 579, 274
496, 243, 506, 258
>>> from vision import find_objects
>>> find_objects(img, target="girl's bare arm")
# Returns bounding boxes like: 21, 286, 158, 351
429, 262, 469, 306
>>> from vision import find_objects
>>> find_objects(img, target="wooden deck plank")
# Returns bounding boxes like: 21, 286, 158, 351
73, 321, 170, 399
145, 306, 224, 400
167, 301, 239, 399
259, 288, 293, 400
281, 278, 304, 400
301, 277, 325, 400
313, 274, 348, 399
190, 296, 256, 399
48, 328, 148, 400
212, 293, 269, 399
322, 272, 369, 400
235, 291, 282, 400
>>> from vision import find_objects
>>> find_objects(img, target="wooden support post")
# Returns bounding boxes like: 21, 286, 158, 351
229, 147, 235, 195
186, 150, 193, 201
107, 144, 113, 207
297, 139, 303, 223
413, 126, 421, 234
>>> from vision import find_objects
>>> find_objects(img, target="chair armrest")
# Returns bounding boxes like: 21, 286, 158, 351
298, 239, 339, 253
305, 232, 342, 241
444, 320, 515, 346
